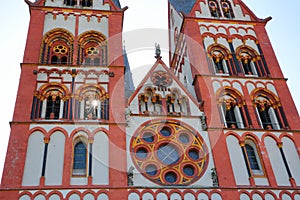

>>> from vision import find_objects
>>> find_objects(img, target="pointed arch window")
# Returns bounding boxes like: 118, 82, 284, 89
208, 0, 221, 18
73, 140, 87, 176
220, 0, 235, 18
219, 94, 245, 128
243, 139, 264, 176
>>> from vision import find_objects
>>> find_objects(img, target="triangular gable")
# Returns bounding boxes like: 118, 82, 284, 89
128, 58, 200, 112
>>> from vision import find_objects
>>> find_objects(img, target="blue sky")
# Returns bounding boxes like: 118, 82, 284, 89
0, 0, 299, 182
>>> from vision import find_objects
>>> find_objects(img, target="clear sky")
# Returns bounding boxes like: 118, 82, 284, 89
0, 0, 299, 182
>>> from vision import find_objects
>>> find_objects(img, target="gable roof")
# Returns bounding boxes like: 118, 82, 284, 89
128, 58, 200, 108
169, 0, 196, 15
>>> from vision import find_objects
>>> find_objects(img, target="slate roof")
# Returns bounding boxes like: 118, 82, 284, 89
169, 0, 196, 14
112, 0, 121, 8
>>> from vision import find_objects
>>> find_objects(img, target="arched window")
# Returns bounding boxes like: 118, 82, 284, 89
51, 44, 69, 65
243, 139, 264, 176
75, 86, 109, 120
40, 29, 74, 65
73, 140, 87, 176
208, 0, 221, 18
31, 83, 70, 120
78, 32, 107, 66
236, 46, 264, 77
219, 94, 245, 128
45, 96, 61, 119
208, 45, 231, 75
254, 95, 281, 130
240, 52, 258, 76
166, 90, 189, 116
83, 46, 103, 66
220, 0, 235, 18
138, 88, 162, 115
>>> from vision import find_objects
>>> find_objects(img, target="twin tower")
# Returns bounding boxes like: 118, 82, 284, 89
1, 0, 300, 199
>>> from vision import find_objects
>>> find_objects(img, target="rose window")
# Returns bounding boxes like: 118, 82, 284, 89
130, 120, 208, 185
151, 71, 172, 87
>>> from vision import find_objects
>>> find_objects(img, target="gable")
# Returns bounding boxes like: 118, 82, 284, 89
128, 59, 202, 116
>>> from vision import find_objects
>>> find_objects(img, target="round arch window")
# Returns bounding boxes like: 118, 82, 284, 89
130, 120, 208, 185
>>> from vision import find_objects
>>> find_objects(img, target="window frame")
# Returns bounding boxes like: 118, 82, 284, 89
72, 138, 88, 177
243, 139, 265, 176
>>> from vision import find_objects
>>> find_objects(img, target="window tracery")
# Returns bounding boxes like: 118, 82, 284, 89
78, 32, 107, 66
130, 120, 208, 185
40, 29, 74, 65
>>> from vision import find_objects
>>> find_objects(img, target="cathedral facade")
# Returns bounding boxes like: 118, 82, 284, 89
0, 0, 299, 199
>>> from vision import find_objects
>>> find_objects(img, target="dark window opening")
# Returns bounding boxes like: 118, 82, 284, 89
245, 144, 260, 170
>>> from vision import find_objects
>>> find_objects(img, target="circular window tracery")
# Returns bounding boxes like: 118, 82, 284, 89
130, 120, 208, 185
86, 47, 99, 56
53, 45, 68, 54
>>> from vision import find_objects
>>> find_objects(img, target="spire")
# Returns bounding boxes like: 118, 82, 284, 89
123, 45, 135, 99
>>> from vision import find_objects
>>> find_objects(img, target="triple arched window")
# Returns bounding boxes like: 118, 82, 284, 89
138, 88, 162, 115
138, 88, 190, 116
208, 0, 235, 19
